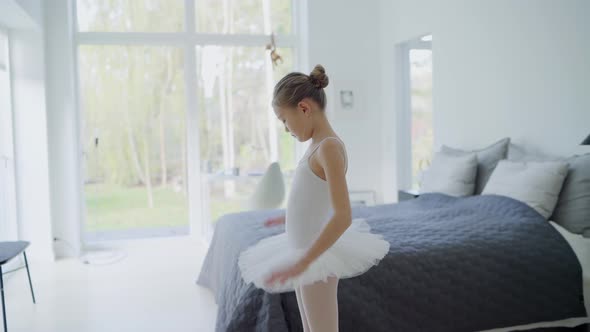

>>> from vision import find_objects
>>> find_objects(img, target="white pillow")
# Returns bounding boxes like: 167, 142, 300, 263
420, 152, 478, 197
482, 160, 569, 219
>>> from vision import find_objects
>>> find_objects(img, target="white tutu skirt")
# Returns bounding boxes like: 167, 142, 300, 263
238, 218, 390, 293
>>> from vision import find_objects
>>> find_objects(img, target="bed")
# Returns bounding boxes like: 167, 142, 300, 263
196, 193, 589, 332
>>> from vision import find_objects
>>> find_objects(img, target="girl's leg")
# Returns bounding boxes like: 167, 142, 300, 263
301, 276, 339, 332
295, 285, 311, 332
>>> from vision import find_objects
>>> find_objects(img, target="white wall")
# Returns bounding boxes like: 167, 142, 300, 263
10, 22, 55, 261
14, 0, 43, 28
0, 30, 19, 243
379, 0, 399, 203
307, 0, 384, 202
433, 0, 589, 157
0, 0, 37, 30
1, 0, 82, 260
44, 0, 82, 258
380, 0, 590, 200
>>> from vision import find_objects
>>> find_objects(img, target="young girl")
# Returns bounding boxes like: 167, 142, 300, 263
238, 65, 390, 332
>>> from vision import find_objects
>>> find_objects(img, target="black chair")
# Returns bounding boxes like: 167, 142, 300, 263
0, 241, 36, 332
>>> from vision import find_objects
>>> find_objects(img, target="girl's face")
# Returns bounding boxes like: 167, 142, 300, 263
273, 100, 313, 142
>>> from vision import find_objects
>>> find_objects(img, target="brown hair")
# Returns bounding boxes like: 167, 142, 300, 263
272, 64, 329, 110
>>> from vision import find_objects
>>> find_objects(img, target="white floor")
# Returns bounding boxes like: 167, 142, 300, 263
2, 236, 218, 332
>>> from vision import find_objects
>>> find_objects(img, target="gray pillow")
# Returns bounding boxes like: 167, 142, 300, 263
482, 160, 569, 219
441, 137, 510, 194
550, 154, 590, 237
420, 152, 478, 197
509, 144, 590, 237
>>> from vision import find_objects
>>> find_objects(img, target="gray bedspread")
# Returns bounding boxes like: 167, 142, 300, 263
196, 193, 587, 332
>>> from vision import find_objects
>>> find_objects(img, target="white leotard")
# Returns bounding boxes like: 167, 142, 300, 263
285, 137, 348, 249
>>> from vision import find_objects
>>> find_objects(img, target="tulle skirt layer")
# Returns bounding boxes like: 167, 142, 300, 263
238, 218, 390, 293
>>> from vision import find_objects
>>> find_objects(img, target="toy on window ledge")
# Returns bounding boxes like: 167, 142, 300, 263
266, 33, 283, 68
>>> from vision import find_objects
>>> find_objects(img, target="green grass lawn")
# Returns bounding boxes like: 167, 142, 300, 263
84, 183, 189, 232
85, 179, 292, 233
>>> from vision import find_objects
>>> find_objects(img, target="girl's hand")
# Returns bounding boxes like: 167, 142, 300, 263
264, 260, 309, 286
263, 215, 285, 227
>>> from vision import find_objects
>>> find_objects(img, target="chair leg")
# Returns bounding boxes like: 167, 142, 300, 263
0, 265, 7, 332
23, 252, 36, 304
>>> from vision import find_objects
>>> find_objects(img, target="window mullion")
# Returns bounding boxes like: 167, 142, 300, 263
183, 0, 205, 239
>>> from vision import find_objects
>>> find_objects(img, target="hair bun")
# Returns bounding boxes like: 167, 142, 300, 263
309, 64, 329, 89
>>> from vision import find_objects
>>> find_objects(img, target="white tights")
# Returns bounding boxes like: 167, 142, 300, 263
294, 276, 339, 332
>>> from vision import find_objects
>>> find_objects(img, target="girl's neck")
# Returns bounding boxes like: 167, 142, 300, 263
309, 114, 337, 145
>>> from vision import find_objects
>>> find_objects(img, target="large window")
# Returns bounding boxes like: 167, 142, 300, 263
74, 0, 299, 241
